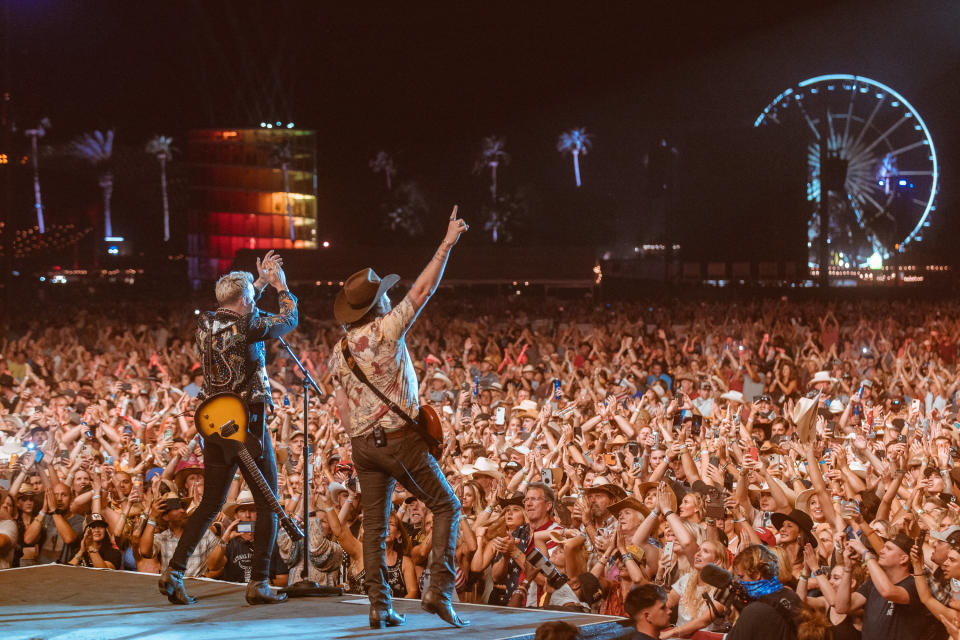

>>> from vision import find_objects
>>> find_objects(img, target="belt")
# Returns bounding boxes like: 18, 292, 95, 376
362, 426, 410, 441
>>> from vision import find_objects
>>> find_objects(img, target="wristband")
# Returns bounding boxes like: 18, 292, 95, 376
799, 574, 809, 581
147, 519, 157, 528
323, 506, 336, 513
650, 507, 660, 517
663, 510, 675, 518
863, 552, 877, 562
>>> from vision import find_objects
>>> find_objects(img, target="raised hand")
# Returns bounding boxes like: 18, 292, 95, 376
444, 206, 469, 245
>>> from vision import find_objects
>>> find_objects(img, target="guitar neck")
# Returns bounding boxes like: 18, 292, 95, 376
236, 447, 285, 516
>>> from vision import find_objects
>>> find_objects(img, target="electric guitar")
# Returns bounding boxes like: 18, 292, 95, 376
194, 392, 303, 542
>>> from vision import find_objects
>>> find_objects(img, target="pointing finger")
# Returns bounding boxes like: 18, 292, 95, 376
450, 205, 459, 221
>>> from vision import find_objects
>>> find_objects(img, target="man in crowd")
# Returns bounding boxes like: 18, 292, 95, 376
837, 534, 947, 640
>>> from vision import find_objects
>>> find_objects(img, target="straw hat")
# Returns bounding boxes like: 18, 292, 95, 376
224, 490, 256, 519
794, 488, 816, 516
604, 435, 629, 451
792, 392, 821, 443
333, 268, 400, 324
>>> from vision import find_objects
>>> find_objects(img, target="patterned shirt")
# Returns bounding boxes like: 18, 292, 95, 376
329, 296, 419, 438
153, 528, 219, 578
197, 290, 298, 407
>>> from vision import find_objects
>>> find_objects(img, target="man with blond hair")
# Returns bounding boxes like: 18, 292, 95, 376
159, 250, 298, 606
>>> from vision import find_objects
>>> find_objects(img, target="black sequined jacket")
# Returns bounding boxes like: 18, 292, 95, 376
197, 290, 298, 408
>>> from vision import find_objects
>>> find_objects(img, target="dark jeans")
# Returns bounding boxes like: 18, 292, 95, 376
170, 403, 278, 582
351, 430, 461, 609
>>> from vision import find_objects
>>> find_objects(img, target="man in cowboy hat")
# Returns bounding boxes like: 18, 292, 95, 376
329, 206, 469, 629
208, 490, 288, 586
160, 250, 295, 607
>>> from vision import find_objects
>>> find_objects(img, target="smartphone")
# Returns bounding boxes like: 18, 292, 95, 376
604, 453, 618, 467
917, 529, 928, 548
162, 428, 174, 441
35, 451, 44, 464
105, 455, 114, 467
474, 377, 479, 396
554, 379, 561, 400
662, 541, 674, 563
495, 406, 506, 426
748, 447, 759, 462
542, 468, 553, 485
283, 395, 290, 407
709, 455, 720, 468
237, 521, 254, 534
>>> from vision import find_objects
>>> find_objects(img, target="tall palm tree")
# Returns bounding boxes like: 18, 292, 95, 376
145, 135, 175, 242
369, 150, 396, 191
473, 136, 509, 200
71, 130, 115, 238
557, 128, 592, 188
24, 118, 51, 233
270, 140, 295, 242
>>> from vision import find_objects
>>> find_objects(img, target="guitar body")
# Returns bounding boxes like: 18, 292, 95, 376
416, 404, 443, 459
195, 392, 259, 456
194, 392, 303, 542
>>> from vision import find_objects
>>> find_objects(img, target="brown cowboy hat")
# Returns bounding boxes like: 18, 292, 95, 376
333, 268, 400, 324
608, 496, 651, 518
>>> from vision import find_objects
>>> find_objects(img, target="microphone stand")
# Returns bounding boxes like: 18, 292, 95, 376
277, 336, 342, 598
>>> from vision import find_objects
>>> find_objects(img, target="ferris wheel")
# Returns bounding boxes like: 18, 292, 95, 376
755, 74, 939, 268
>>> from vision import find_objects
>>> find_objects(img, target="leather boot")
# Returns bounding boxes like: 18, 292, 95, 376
245, 579, 289, 605
369, 606, 406, 629
158, 568, 197, 605
421, 588, 470, 628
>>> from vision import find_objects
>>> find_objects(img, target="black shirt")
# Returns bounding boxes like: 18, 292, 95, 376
858, 576, 946, 640
222, 537, 288, 583
727, 589, 805, 640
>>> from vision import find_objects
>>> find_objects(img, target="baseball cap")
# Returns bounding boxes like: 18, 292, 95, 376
931, 526, 960, 544
890, 532, 915, 555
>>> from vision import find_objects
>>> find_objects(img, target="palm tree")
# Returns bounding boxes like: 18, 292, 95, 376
557, 128, 592, 188
71, 130, 115, 238
369, 151, 396, 191
473, 136, 509, 200
24, 118, 51, 233
145, 135, 175, 242
270, 141, 296, 242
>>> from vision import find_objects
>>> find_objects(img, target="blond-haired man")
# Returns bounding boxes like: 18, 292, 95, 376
159, 250, 298, 606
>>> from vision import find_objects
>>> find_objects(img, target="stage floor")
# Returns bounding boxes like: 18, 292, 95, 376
0, 565, 626, 640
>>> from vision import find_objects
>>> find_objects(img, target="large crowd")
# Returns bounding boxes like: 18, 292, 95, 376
3, 292, 960, 640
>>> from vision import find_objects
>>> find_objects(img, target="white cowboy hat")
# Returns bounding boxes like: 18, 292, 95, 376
224, 490, 256, 519
506, 445, 531, 457
792, 392, 821, 443
465, 456, 502, 480
328, 481, 349, 503
431, 371, 452, 386
828, 399, 845, 414
512, 399, 539, 420
650, 384, 665, 398
720, 390, 745, 404
809, 371, 837, 387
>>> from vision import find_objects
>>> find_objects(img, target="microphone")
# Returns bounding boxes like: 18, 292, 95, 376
700, 563, 734, 590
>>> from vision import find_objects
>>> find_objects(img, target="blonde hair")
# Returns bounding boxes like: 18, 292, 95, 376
215, 271, 254, 306
681, 540, 730, 615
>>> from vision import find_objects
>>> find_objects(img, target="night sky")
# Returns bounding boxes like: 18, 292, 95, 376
4, 0, 959, 260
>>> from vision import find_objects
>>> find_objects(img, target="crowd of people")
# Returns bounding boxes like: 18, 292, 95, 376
3, 290, 960, 640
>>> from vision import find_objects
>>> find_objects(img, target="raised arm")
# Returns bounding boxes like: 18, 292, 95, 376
407, 206, 468, 312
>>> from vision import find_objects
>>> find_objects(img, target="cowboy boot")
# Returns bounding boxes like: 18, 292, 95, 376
369, 606, 406, 629
158, 568, 197, 605
245, 579, 288, 605
421, 588, 470, 628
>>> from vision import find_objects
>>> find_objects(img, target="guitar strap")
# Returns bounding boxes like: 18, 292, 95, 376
339, 337, 438, 449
